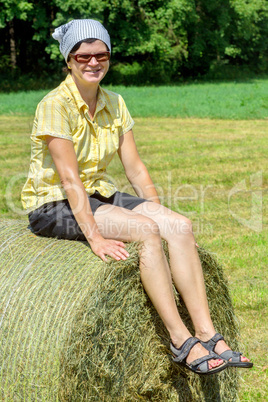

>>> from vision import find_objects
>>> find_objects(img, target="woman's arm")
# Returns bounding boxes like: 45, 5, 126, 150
46, 136, 129, 262
118, 130, 161, 204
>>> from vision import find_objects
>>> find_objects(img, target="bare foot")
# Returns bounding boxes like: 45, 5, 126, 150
172, 339, 225, 370
186, 342, 224, 369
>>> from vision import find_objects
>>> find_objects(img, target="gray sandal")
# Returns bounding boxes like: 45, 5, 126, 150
170, 337, 229, 375
200, 333, 253, 368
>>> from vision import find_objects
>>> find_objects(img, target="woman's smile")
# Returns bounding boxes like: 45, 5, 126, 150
83, 68, 102, 74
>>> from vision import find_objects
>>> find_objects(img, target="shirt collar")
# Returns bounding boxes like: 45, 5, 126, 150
95, 86, 106, 115
64, 74, 106, 115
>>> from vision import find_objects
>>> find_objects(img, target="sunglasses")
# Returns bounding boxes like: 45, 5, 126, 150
69, 52, 110, 63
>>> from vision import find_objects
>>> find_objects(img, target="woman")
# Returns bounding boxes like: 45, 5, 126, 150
21, 19, 252, 375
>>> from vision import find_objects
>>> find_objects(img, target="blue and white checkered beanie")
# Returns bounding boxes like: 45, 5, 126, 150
52, 19, 111, 61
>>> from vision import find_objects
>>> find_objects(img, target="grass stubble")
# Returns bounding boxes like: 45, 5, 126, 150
0, 113, 267, 400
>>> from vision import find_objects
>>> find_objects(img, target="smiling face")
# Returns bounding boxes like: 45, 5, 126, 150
68, 40, 110, 89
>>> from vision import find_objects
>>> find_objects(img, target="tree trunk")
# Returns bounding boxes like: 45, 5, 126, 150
9, 20, 16, 68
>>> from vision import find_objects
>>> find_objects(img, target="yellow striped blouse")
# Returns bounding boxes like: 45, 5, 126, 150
21, 74, 134, 212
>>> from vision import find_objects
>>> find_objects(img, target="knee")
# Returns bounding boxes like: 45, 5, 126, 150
179, 216, 193, 235
136, 217, 161, 241
165, 214, 193, 238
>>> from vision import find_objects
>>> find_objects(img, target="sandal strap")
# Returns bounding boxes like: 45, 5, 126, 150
201, 332, 224, 351
220, 350, 242, 363
189, 351, 220, 371
170, 337, 200, 362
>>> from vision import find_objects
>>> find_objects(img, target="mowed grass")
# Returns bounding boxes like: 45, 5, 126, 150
0, 78, 268, 119
0, 115, 267, 400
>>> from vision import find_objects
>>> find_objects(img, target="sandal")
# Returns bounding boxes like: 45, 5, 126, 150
170, 337, 229, 375
200, 333, 253, 368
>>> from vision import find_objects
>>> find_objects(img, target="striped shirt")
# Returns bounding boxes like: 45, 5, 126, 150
21, 74, 134, 212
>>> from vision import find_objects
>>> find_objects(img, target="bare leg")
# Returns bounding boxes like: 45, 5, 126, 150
133, 201, 250, 362
94, 204, 224, 368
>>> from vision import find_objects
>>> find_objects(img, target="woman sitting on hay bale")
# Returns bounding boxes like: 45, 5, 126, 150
21, 19, 252, 376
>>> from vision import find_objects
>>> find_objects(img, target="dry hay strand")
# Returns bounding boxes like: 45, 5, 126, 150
0, 219, 240, 401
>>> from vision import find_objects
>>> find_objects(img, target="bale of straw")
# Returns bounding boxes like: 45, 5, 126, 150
0, 219, 240, 401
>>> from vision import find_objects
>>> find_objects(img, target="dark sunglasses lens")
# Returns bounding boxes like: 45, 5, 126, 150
76, 55, 91, 63
95, 53, 110, 61
76, 53, 110, 63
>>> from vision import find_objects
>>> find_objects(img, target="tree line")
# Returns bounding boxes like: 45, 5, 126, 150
0, 0, 267, 88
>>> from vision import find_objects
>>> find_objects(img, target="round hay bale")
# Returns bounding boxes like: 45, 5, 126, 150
0, 219, 240, 401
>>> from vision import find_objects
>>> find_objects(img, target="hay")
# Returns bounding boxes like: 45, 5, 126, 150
0, 219, 240, 401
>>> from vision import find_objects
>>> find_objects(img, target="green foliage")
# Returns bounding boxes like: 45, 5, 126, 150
229, 0, 268, 70
0, 0, 33, 27
0, 0, 267, 85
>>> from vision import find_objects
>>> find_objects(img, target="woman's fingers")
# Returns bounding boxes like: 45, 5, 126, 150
106, 242, 129, 261
99, 253, 109, 262
91, 238, 129, 262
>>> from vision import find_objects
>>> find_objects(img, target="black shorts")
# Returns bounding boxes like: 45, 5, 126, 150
28, 191, 147, 241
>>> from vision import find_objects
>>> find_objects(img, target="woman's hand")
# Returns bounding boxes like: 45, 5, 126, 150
88, 235, 129, 262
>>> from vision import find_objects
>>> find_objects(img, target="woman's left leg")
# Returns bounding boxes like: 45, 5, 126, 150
133, 201, 251, 362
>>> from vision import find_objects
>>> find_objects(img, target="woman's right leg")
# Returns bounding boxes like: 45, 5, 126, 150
94, 204, 225, 370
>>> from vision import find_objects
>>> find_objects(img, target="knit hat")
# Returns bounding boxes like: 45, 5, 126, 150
52, 19, 111, 61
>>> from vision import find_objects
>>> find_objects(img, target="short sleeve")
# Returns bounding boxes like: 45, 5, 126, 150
32, 99, 73, 141
118, 95, 134, 136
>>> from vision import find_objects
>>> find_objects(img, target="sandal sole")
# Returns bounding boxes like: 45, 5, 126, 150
228, 362, 253, 368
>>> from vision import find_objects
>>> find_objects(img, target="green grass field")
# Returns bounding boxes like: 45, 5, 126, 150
0, 78, 268, 119
0, 81, 267, 400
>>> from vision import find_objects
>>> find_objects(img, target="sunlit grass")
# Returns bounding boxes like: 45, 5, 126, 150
0, 115, 267, 400
110, 80, 268, 119
0, 79, 268, 119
